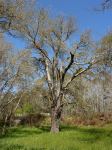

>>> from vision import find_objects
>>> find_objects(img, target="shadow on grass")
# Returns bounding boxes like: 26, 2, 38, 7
0, 126, 52, 139
61, 125, 112, 135
0, 125, 112, 143
38, 126, 50, 132
39, 125, 112, 143
61, 125, 112, 143
0, 144, 24, 150
0, 144, 46, 150
0, 127, 43, 138
61, 125, 78, 131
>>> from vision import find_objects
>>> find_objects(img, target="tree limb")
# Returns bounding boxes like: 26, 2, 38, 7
64, 60, 98, 88
61, 52, 74, 84
33, 41, 52, 64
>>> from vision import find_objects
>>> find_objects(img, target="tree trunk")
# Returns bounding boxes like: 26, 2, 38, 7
2, 115, 8, 135
50, 106, 62, 133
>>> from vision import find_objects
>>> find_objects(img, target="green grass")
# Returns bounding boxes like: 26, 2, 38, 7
0, 124, 112, 150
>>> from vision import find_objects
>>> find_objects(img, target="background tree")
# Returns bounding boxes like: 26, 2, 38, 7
95, 32, 112, 114
0, 32, 37, 134
101, 0, 112, 10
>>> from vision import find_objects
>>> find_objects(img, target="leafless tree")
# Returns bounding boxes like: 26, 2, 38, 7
0, 0, 99, 133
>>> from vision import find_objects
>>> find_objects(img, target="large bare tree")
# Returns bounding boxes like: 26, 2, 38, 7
0, 0, 98, 133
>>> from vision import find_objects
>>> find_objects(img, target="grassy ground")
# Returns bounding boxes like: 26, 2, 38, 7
0, 124, 112, 150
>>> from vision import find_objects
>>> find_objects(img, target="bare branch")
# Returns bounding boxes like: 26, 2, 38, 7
33, 41, 52, 64
64, 60, 98, 88
61, 52, 74, 84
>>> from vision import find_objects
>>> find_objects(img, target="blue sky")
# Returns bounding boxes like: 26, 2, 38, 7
6, 0, 112, 49
38, 0, 112, 39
